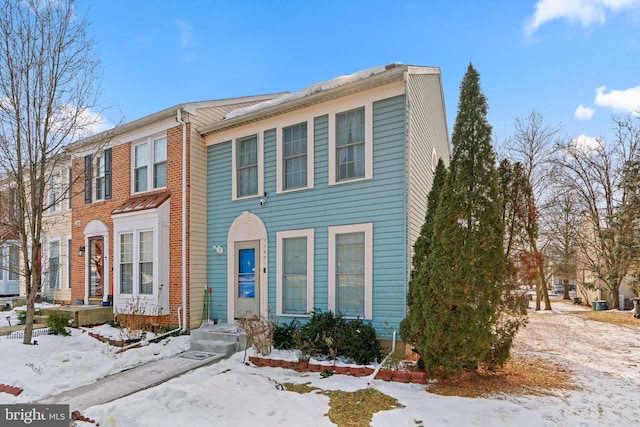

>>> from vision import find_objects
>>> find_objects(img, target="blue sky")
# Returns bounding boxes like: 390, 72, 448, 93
80, 0, 640, 147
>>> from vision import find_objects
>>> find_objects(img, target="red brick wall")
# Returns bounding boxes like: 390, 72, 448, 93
71, 123, 191, 328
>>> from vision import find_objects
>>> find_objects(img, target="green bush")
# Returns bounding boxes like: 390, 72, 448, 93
296, 310, 345, 356
336, 318, 382, 365
292, 310, 382, 365
273, 319, 299, 349
17, 310, 27, 325
46, 311, 72, 336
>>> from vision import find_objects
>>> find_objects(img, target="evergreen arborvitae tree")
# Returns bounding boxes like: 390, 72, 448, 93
400, 159, 447, 345
419, 64, 505, 376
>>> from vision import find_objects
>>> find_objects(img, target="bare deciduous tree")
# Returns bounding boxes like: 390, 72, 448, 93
554, 116, 640, 309
503, 110, 561, 310
0, 0, 102, 344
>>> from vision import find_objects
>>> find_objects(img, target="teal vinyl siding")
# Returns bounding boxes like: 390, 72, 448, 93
207, 94, 408, 336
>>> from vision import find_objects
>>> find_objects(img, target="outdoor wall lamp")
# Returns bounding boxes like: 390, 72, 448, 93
78, 246, 85, 257
213, 245, 224, 255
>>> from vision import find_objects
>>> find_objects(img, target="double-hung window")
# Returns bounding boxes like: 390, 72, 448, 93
235, 135, 258, 198
276, 229, 314, 316
119, 233, 133, 294
118, 230, 154, 295
336, 108, 365, 181
328, 223, 373, 319
139, 231, 153, 294
283, 123, 307, 190
84, 149, 111, 203
329, 104, 373, 185
48, 170, 62, 213
48, 240, 60, 289
95, 154, 106, 200
133, 136, 167, 193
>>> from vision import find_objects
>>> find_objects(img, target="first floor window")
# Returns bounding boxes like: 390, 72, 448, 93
139, 231, 153, 294
329, 223, 372, 319
48, 240, 60, 289
283, 237, 307, 314
277, 229, 314, 316
0, 247, 4, 280
120, 233, 133, 294
335, 232, 365, 317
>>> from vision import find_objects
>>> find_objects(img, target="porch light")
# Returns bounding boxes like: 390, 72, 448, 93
78, 246, 85, 257
213, 245, 224, 255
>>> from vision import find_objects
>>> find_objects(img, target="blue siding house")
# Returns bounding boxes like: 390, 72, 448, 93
200, 64, 449, 336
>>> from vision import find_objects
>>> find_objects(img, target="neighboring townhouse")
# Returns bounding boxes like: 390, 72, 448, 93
201, 64, 450, 336
40, 161, 74, 303
68, 95, 284, 329
1, 158, 73, 300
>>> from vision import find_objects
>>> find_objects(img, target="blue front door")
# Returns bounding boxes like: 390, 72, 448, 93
234, 240, 260, 318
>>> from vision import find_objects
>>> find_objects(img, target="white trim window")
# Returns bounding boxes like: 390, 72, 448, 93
113, 202, 170, 315
119, 233, 133, 294
47, 239, 61, 289
95, 153, 106, 200
48, 169, 63, 213
277, 122, 314, 193
117, 230, 154, 295
232, 134, 263, 199
328, 223, 373, 319
328, 105, 373, 185
132, 136, 167, 193
276, 229, 314, 316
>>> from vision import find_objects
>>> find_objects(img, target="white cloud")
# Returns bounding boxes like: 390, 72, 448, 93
572, 134, 602, 152
595, 85, 640, 115
524, 0, 640, 34
575, 104, 596, 120
176, 19, 192, 48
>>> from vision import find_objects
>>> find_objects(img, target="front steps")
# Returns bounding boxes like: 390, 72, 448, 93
190, 324, 248, 357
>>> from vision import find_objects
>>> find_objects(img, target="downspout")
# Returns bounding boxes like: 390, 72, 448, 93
177, 108, 188, 332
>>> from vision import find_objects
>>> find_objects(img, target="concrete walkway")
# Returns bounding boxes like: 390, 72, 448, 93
37, 350, 226, 412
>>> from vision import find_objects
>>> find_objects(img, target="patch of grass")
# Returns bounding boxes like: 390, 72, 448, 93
281, 383, 404, 427
428, 354, 578, 398
282, 382, 319, 394
323, 388, 404, 427
574, 310, 640, 327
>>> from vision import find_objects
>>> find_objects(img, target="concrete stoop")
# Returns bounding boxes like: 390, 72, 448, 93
190, 324, 248, 357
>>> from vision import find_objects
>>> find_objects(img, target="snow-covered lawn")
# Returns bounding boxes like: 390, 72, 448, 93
1, 300, 639, 426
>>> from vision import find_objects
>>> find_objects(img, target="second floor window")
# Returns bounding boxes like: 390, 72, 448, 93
236, 135, 258, 197
48, 171, 62, 213
95, 154, 106, 200
336, 107, 365, 181
283, 123, 308, 190
134, 137, 167, 193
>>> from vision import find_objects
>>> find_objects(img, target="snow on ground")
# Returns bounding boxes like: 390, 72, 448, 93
0, 323, 190, 403
1, 298, 639, 426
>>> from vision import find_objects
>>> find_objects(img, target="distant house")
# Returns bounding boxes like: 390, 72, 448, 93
201, 64, 450, 335
67, 95, 283, 329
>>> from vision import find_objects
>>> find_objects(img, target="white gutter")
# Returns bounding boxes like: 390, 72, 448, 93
177, 109, 188, 332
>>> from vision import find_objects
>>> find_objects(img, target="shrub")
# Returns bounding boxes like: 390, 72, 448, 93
296, 310, 345, 356
336, 318, 382, 365
273, 319, 299, 350
46, 311, 72, 336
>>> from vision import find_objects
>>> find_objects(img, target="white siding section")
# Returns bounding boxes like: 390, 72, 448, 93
405, 71, 450, 274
